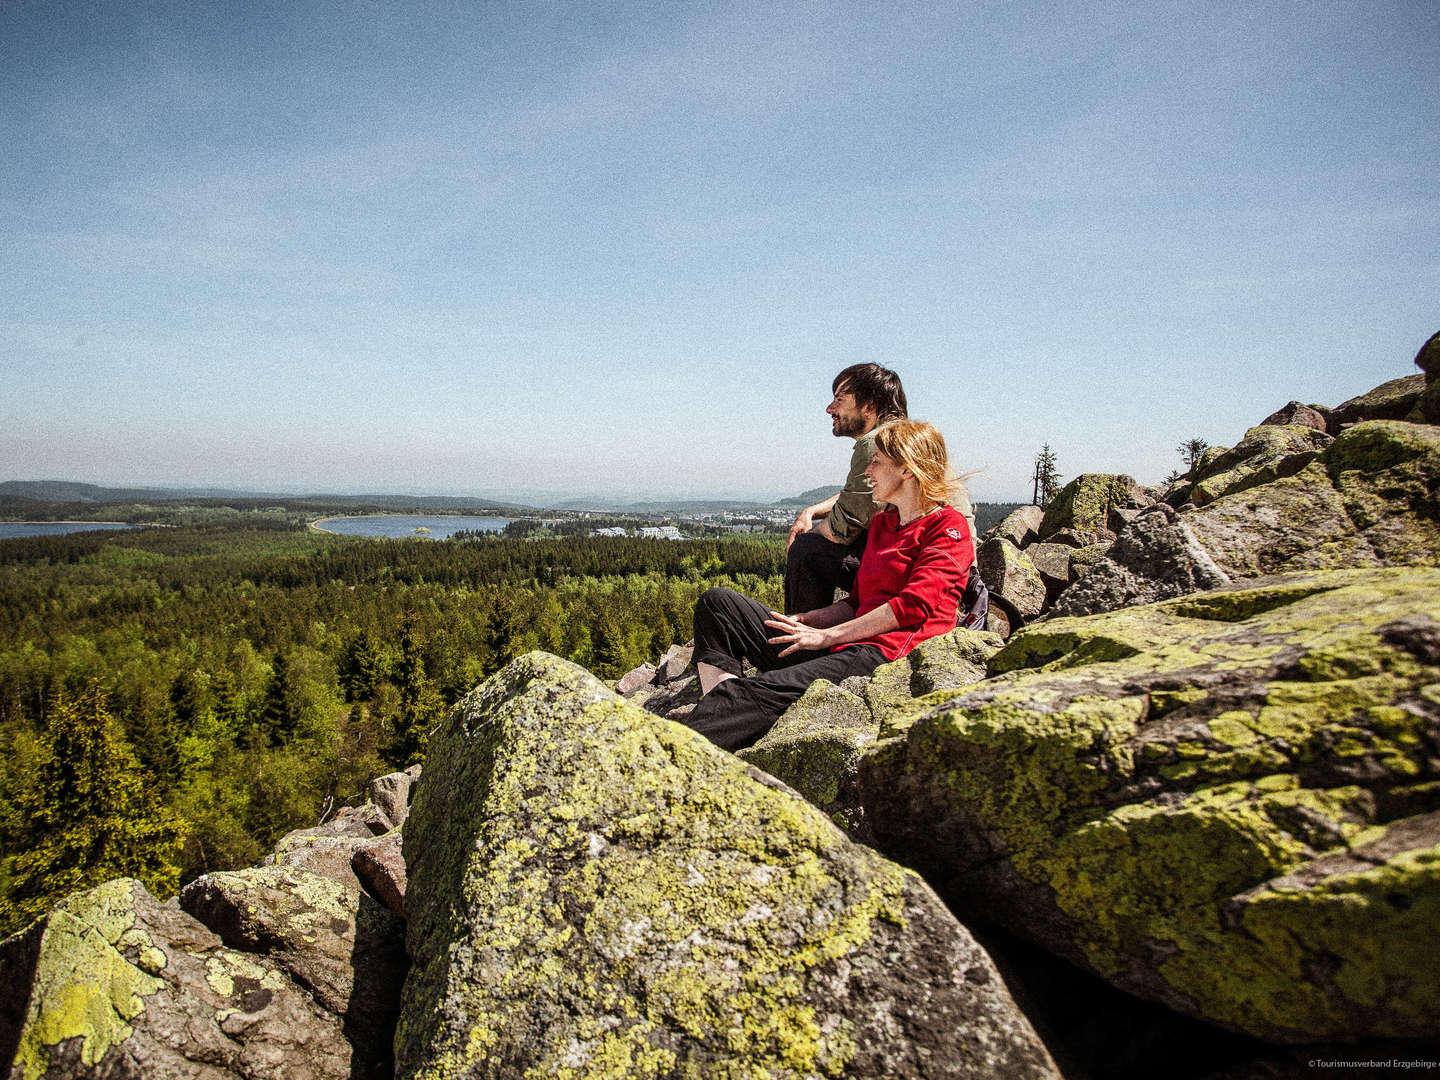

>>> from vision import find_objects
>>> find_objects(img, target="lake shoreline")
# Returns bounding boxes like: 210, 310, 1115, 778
309, 514, 517, 539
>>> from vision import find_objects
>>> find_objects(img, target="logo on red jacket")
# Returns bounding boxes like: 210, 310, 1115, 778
945, 528, 964, 540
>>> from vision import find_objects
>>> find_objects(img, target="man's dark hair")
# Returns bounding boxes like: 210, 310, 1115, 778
833, 363, 907, 421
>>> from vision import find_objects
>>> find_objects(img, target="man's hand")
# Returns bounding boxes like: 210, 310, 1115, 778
786, 508, 816, 549
787, 494, 841, 550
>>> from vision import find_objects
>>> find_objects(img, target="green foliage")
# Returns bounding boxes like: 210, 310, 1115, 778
0, 685, 185, 936
1177, 436, 1212, 473
1032, 445, 1063, 507
0, 523, 783, 931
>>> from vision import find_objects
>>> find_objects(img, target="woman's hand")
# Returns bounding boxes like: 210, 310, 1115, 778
764, 611, 833, 658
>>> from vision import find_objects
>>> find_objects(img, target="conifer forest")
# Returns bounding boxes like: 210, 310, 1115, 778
0, 519, 786, 935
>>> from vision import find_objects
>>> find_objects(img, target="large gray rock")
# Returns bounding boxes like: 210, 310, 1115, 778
992, 505, 1044, 548
737, 679, 877, 834
1415, 330, 1440, 425
0, 879, 353, 1079
977, 537, 1047, 620
860, 568, 1440, 1045
1178, 424, 1332, 508
397, 652, 1059, 1080
1330, 374, 1426, 431
179, 865, 407, 1080
1260, 400, 1329, 432
368, 764, 421, 830
1049, 506, 1232, 618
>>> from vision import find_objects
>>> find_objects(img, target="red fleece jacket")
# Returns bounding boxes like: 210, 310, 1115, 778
836, 504, 975, 661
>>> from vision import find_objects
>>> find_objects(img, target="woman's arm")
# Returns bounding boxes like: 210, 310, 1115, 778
765, 603, 900, 658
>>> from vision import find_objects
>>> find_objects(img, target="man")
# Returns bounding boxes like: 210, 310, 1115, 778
784, 364, 907, 614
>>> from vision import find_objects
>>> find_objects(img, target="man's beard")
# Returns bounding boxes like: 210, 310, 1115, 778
832, 414, 868, 438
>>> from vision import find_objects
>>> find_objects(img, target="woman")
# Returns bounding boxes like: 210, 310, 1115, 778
686, 419, 974, 751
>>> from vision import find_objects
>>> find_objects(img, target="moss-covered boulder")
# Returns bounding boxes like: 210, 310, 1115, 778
179, 865, 407, 1077
1331, 374, 1427, 430
859, 569, 1440, 1045
1188, 420, 1440, 578
1179, 424, 1332, 508
397, 652, 1059, 1080
864, 628, 1005, 739
1040, 474, 1145, 539
977, 537, 1046, 620
0, 879, 353, 1080
737, 680, 877, 834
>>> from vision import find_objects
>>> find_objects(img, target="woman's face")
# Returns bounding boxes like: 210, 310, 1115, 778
865, 449, 910, 505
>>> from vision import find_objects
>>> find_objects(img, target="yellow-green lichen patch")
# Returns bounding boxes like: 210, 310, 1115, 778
13, 880, 164, 1080
860, 568, 1440, 1043
402, 653, 927, 1080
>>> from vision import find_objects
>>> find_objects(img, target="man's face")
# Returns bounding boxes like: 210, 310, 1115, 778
826, 384, 877, 438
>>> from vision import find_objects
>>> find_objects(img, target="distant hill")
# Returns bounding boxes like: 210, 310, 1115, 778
0, 481, 536, 515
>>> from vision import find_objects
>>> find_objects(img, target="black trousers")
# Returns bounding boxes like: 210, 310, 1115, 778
686, 587, 885, 751
784, 528, 868, 614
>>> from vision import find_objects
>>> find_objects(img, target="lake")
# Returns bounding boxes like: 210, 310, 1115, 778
0, 521, 143, 539
312, 515, 517, 539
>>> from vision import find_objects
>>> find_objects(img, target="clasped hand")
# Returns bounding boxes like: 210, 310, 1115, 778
764, 611, 830, 658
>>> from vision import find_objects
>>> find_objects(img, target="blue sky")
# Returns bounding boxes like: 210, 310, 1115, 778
2, 0, 1436, 504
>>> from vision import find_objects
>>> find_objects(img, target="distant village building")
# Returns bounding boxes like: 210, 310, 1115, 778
591, 527, 627, 537
640, 526, 684, 540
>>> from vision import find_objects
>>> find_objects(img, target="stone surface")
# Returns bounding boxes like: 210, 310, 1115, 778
1048, 507, 1232, 618
993, 505, 1044, 548
1187, 421, 1440, 579
860, 569, 1440, 1044
1026, 542, 1076, 598
352, 830, 407, 916
398, 652, 1059, 1080
738, 679, 877, 833
179, 864, 407, 1079
1330, 374, 1426, 431
1040, 474, 1145, 539
0, 879, 353, 1080
265, 830, 373, 887
1066, 542, 1113, 583
368, 766, 421, 830
863, 629, 1004, 740
615, 662, 657, 695
1180, 424, 1333, 508
977, 537, 1047, 620
654, 643, 694, 682
1417, 331, 1440, 425
1260, 401, 1329, 432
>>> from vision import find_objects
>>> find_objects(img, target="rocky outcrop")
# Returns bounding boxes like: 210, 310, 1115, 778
860, 568, 1440, 1045
0, 879, 357, 1079
5, 345, 1439, 1080
1330, 374, 1427, 430
1167, 423, 1332, 508
398, 652, 1058, 1080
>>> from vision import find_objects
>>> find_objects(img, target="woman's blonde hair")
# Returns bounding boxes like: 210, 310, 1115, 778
872, 419, 968, 508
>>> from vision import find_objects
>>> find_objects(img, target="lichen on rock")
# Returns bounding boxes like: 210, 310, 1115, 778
397, 652, 1058, 1080
861, 568, 1440, 1044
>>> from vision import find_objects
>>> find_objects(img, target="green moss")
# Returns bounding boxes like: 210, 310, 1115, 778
14, 880, 164, 1080
863, 568, 1440, 1042
402, 653, 916, 1079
